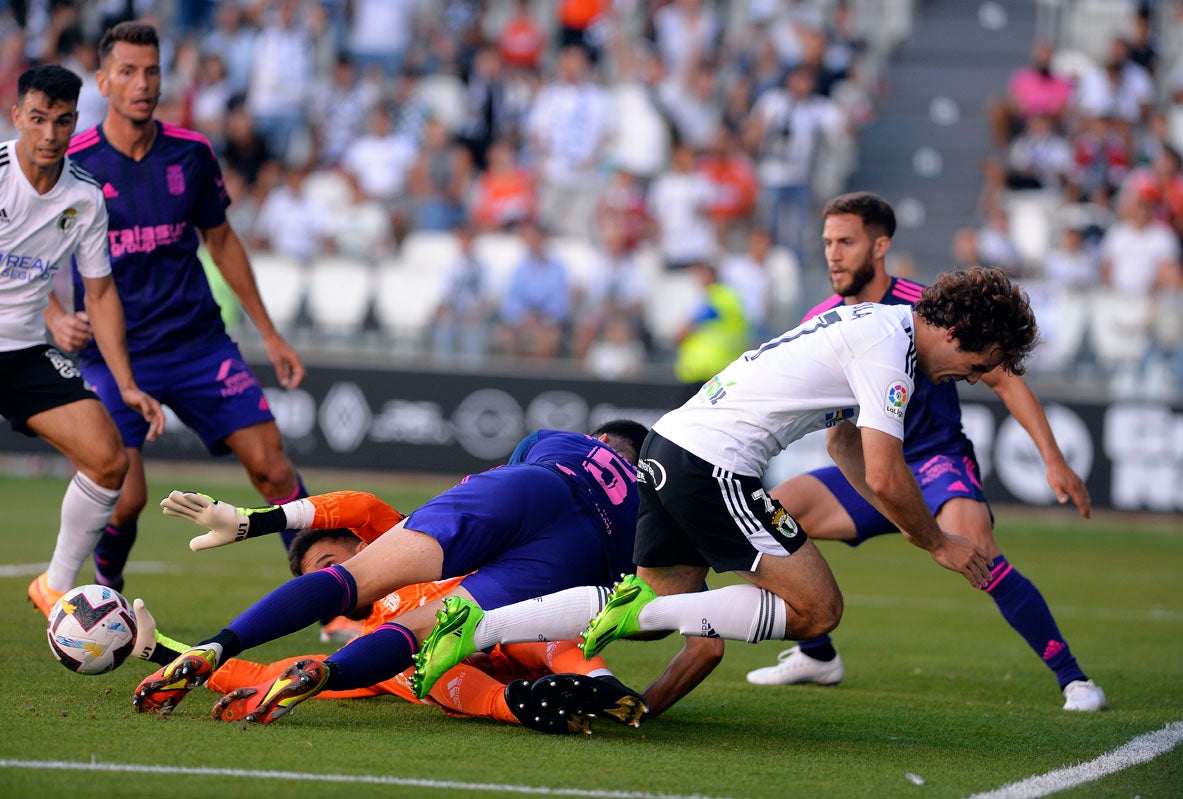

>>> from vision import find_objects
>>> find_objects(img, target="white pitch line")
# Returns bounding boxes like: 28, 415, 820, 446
964, 721, 1183, 799
0, 562, 170, 578
0, 759, 736, 799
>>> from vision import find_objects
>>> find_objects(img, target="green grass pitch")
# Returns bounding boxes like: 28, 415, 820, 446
0, 465, 1180, 799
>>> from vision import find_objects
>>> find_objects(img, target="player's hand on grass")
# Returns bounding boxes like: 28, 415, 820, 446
262, 333, 305, 389
1046, 460, 1092, 519
120, 387, 166, 442
930, 532, 993, 588
160, 491, 250, 551
47, 309, 93, 352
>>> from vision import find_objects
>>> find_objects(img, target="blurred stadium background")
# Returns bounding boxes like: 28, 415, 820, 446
0, 0, 1180, 514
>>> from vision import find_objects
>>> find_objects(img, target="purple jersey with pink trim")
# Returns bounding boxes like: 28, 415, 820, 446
802, 277, 971, 459
67, 122, 230, 365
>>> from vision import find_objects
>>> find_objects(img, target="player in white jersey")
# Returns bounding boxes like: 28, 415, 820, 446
414, 267, 1039, 719
0, 65, 163, 615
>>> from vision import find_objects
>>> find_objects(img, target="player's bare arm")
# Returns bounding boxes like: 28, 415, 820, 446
200, 220, 305, 389
981, 368, 1091, 518
847, 425, 992, 587
43, 293, 93, 352
80, 273, 164, 441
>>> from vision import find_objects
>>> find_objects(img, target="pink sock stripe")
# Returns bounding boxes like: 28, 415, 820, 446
983, 563, 1013, 593
325, 565, 357, 616
160, 122, 217, 156
376, 622, 418, 651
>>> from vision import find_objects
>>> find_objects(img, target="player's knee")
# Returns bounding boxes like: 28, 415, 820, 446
800, 592, 843, 639
245, 460, 297, 497
85, 445, 128, 489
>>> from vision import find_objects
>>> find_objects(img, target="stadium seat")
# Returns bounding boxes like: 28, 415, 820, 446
547, 236, 601, 294
766, 245, 802, 323
373, 261, 447, 343
1021, 281, 1089, 372
304, 256, 376, 337
473, 232, 527, 295
643, 270, 707, 350
400, 230, 461, 274
1049, 48, 1097, 85
303, 169, 353, 210
1087, 290, 1151, 374
1005, 190, 1059, 270
414, 74, 466, 132
250, 252, 306, 333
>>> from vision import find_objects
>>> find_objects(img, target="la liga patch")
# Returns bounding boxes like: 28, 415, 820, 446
884, 382, 909, 421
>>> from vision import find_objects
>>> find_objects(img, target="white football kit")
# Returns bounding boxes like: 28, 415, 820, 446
0, 139, 109, 352
653, 302, 917, 477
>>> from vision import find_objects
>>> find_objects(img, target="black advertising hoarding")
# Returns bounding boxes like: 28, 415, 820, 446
1, 360, 1179, 513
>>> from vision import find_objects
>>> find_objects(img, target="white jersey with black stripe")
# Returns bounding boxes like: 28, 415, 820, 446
653, 303, 917, 477
0, 139, 110, 352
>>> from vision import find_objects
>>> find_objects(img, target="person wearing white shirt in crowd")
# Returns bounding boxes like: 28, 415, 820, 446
652, 0, 721, 79
718, 228, 776, 341
605, 42, 671, 182
1075, 38, 1155, 125
525, 45, 613, 239
341, 105, 419, 239
253, 162, 333, 262
1100, 194, 1182, 296
247, 0, 315, 162
648, 140, 717, 270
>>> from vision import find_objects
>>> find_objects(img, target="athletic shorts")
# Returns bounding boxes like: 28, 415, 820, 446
403, 464, 613, 610
811, 452, 990, 546
634, 431, 808, 573
81, 338, 273, 454
0, 345, 97, 434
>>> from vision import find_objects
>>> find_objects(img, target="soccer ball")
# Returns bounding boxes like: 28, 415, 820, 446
46, 584, 138, 675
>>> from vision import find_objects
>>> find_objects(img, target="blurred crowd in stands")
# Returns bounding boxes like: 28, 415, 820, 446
3, 0, 1179, 397
973, 2, 1183, 399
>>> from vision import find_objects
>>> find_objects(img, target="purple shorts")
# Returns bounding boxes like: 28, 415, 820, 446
811, 452, 990, 545
404, 464, 614, 610
81, 339, 273, 454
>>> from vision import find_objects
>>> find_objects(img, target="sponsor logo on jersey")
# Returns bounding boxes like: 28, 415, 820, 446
167, 164, 185, 195
0, 252, 56, 281
108, 222, 187, 257
57, 208, 76, 231
102, 183, 119, 199
637, 457, 666, 489
44, 347, 80, 379
823, 407, 855, 428
884, 382, 908, 421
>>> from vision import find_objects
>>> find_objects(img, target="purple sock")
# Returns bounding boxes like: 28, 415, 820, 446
93, 522, 137, 592
325, 623, 418, 691
227, 564, 357, 652
798, 634, 837, 661
270, 474, 308, 552
983, 554, 1087, 689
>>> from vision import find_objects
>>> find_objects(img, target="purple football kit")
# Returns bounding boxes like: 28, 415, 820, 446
67, 122, 272, 453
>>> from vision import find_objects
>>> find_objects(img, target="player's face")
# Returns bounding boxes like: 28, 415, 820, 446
823, 213, 881, 298
11, 91, 77, 169
924, 334, 1004, 385
299, 539, 364, 574
98, 41, 161, 123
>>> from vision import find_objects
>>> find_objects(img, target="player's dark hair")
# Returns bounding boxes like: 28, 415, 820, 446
98, 21, 159, 63
914, 267, 1038, 375
17, 64, 82, 105
823, 191, 897, 240
591, 419, 649, 466
287, 528, 361, 576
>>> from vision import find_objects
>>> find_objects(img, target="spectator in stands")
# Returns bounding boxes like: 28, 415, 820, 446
469, 137, 536, 232
247, 0, 316, 163
1100, 193, 1182, 296
408, 117, 473, 232
1043, 224, 1100, 290
1142, 265, 1183, 397
604, 41, 670, 182
673, 261, 751, 384
1127, 4, 1159, 75
310, 55, 376, 169
498, 0, 545, 72
202, 0, 257, 97
331, 178, 395, 262
494, 221, 571, 363
557, 0, 610, 63
648, 139, 718, 271
658, 58, 723, 152
1006, 114, 1073, 191
652, 0, 721, 79
595, 169, 649, 255
525, 44, 613, 239
699, 125, 759, 248
583, 313, 647, 380
253, 161, 334, 263
745, 65, 846, 263
572, 221, 649, 361
1075, 38, 1155, 125
718, 228, 776, 342
989, 39, 1074, 148
222, 96, 273, 188
1071, 114, 1130, 197
347, 0, 418, 78
341, 104, 419, 244
189, 52, 232, 151
432, 226, 494, 368
976, 205, 1024, 278
456, 45, 515, 171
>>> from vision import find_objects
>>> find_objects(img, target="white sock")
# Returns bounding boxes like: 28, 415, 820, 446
46, 472, 121, 592
474, 586, 611, 649
638, 584, 787, 643
283, 499, 316, 529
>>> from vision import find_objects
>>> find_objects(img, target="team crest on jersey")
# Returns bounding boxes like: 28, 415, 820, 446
166, 165, 185, 195
884, 382, 909, 421
57, 208, 76, 231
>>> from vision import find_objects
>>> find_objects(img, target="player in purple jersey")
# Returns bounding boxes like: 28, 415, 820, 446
743, 192, 1105, 711
43, 23, 312, 603
131, 421, 648, 725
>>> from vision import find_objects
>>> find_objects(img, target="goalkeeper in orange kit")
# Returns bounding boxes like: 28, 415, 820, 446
132, 490, 643, 733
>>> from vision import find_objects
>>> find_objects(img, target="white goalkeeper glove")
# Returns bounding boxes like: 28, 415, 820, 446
160, 490, 250, 551
132, 597, 157, 660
